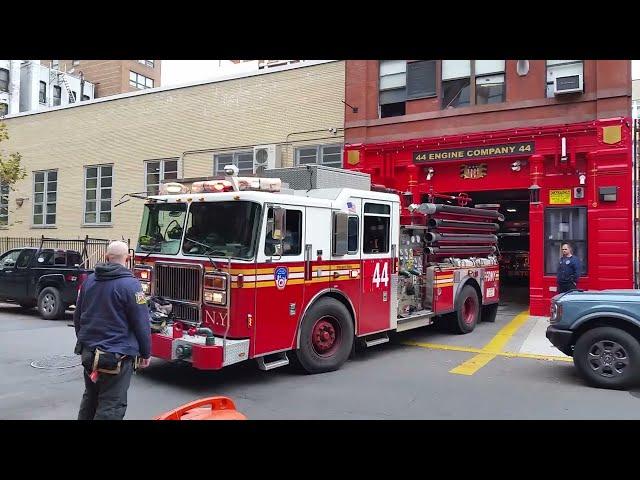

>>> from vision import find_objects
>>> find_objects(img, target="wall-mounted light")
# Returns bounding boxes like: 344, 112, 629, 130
560, 137, 567, 162
507, 208, 517, 212
426, 167, 435, 181
15, 197, 29, 207
511, 160, 521, 172
529, 184, 541, 204
578, 173, 586, 185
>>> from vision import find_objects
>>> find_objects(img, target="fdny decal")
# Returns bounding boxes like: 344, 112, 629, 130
275, 266, 289, 290
483, 270, 497, 282
135, 291, 147, 304
205, 309, 229, 327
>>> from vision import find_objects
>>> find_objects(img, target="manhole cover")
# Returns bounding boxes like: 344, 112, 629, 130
30, 354, 81, 370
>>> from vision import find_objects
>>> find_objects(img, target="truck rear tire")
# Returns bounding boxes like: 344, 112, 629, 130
295, 298, 354, 374
38, 287, 65, 320
573, 327, 640, 390
450, 285, 479, 334
482, 303, 498, 323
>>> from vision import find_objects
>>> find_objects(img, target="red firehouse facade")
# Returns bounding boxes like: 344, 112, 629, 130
342, 60, 633, 316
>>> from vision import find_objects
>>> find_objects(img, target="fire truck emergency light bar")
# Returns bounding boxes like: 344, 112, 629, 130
158, 164, 282, 195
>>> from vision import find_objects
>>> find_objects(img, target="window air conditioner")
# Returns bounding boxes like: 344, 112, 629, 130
554, 73, 583, 95
253, 144, 280, 174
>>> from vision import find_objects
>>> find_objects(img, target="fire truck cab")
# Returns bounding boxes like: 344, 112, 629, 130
135, 165, 500, 374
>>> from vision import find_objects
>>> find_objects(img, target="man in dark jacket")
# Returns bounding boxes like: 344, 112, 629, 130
557, 243, 581, 293
74, 241, 151, 420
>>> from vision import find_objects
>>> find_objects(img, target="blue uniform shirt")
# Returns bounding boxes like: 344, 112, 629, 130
74, 262, 151, 358
557, 255, 581, 285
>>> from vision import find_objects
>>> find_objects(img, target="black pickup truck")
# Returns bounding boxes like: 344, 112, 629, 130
0, 247, 92, 320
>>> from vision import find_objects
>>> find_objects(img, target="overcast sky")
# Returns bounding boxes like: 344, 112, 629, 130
161, 60, 228, 87
162, 60, 640, 86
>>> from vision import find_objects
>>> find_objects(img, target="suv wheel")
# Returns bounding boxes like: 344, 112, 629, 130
573, 327, 640, 390
38, 287, 65, 320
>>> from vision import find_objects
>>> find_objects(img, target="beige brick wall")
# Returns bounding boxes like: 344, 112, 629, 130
1, 61, 345, 244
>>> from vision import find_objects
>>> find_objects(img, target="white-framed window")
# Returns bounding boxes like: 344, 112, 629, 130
213, 151, 254, 175
39, 81, 47, 104
53, 86, 62, 106
379, 60, 407, 118
0, 68, 8, 92
145, 159, 179, 195
442, 60, 505, 109
84, 165, 113, 225
33, 170, 57, 226
294, 144, 343, 168
546, 60, 583, 98
138, 60, 154, 68
0, 182, 8, 226
129, 71, 154, 89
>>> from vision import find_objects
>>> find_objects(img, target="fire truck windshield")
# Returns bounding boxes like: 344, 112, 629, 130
182, 201, 262, 260
137, 203, 188, 255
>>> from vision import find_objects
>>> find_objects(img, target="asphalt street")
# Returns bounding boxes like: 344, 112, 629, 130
1, 285, 639, 420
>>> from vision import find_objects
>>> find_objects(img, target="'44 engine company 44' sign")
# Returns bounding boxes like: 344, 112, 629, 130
413, 141, 535, 163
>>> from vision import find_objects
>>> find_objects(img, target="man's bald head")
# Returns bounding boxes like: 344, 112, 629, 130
106, 241, 129, 266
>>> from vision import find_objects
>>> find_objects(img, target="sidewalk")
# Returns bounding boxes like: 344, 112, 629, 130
518, 315, 570, 358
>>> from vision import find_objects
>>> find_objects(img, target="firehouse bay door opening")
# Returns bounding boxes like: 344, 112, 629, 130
442, 189, 530, 308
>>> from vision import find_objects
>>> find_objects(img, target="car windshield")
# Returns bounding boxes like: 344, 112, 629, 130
182, 201, 261, 260
136, 203, 187, 255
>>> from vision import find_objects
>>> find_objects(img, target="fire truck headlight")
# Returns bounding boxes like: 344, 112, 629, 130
141, 281, 151, 295
204, 290, 226, 305
204, 274, 227, 291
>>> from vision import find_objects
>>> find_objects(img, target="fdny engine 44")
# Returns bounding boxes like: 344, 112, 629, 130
134, 165, 502, 373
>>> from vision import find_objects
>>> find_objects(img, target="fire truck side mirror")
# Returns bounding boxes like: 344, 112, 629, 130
272, 207, 286, 240
333, 212, 349, 256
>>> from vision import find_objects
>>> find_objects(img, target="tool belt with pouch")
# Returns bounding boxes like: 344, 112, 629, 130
80, 347, 128, 375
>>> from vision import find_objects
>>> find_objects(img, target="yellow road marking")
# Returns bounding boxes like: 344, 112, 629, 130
449, 309, 530, 375
402, 340, 572, 363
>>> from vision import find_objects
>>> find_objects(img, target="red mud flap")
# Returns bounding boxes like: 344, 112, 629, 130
154, 396, 247, 420
151, 333, 224, 370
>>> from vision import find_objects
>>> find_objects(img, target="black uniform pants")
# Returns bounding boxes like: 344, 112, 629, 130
78, 358, 134, 420
558, 281, 576, 293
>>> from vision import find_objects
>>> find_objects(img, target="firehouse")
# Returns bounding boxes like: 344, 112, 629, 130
134, 165, 503, 372
343, 117, 634, 316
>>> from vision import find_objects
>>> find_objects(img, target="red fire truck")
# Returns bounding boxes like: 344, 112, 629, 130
134, 165, 502, 373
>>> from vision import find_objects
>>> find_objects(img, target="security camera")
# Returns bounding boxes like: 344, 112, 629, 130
426, 167, 435, 181
224, 164, 239, 177
329, 127, 338, 135
511, 161, 521, 172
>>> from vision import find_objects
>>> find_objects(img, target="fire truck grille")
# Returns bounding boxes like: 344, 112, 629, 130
171, 302, 201, 324
154, 263, 202, 303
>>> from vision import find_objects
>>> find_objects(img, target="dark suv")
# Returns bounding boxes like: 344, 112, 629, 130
547, 289, 640, 389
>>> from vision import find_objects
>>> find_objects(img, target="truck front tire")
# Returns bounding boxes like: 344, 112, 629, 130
295, 298, 354, 374
573, 327, 640, 390
38, 287, 65, 320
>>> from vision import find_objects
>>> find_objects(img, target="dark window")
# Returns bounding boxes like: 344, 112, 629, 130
145, 159, 178, 195
442, 77, 471, 108
0, 103, 7, 117
407, 60, 436, 99
69, 91, 77, 103
544, 207, 587, 275
16, 250, 35, 269
0, 182, 8, 225
380, 102, 406, 117
348, 216, 359, 253
129, 71, 154, 89
53, 86, 62, 106
364, 202, 390, 254
84, 165, 113, 224
442, 60, 505, 109
0, 68, 8, 92
379, 60, 407, 118
364, 203, 390, 215
82, 94, 90, 101
39, 81, 47, 103
265, 207, 302, 256
363, 216, 390, 254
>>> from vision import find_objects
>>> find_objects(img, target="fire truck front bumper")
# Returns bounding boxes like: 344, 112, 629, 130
151, 327, 250, 370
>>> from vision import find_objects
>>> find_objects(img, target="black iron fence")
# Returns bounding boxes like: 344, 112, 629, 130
0, 236, 130, 270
